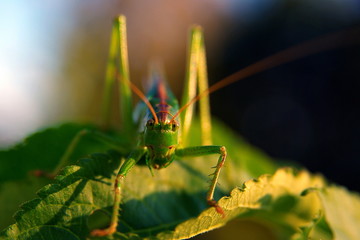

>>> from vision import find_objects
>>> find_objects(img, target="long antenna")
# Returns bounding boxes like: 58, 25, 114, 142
171, 27, 360, 121
125, 79, 159, 124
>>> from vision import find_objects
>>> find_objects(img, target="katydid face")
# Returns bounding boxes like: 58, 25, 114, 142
144, 118, 179, 169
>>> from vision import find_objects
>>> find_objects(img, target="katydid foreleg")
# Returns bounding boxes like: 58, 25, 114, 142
90, 146, 147, 236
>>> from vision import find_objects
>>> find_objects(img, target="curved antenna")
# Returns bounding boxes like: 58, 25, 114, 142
171, 27, 360, 121
126, 80, 159, 124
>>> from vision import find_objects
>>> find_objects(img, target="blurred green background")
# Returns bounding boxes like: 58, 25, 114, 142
0, 2, 359, 239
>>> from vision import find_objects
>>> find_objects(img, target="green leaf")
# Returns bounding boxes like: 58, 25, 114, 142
0, 177, 52, 230
0, 123, 109, 183
0, 156, 332, 240
0, 118, 277, 239
0, 119, 276, 231
2, 119, 359, 239
156, 168, 327, 240
1, 145, 359, 240
317, 186, 360, 240
0, 123, 120, 229
1, 152, 120, 240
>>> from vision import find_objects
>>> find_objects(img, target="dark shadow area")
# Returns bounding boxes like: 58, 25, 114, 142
210, 1, 360, 191
193, 218, 277, 240
117, 190, 210, 237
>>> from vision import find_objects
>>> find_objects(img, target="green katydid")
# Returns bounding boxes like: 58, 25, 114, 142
89, 15, 226, 236
34, 15, 358, 237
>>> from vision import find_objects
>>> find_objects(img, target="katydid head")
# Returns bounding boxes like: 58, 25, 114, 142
144, 118, 179, 169
126, 74, 180, 169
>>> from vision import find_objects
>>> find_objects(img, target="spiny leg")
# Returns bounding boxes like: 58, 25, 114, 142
180, 26, 228, 215
102, 15, 134, 136
91, 147, 147, 237
196, 28, 212, 145
181, 26, 212, 146
101, 17, 118, 128
175, 145, 227, 216
206, 146, 227, 216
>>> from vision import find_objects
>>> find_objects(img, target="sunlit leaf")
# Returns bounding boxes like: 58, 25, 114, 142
1, 120, 359, 240
317, 186, 360, 240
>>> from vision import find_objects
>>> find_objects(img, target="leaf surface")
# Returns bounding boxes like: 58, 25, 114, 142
0, 123, 117, 229
318, 186, 360, 240
0, 119, 276, 239
1, 120, 359, 240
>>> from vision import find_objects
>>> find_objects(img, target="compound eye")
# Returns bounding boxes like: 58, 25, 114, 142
171, 121, 179, 131
146, 119, 155, 128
